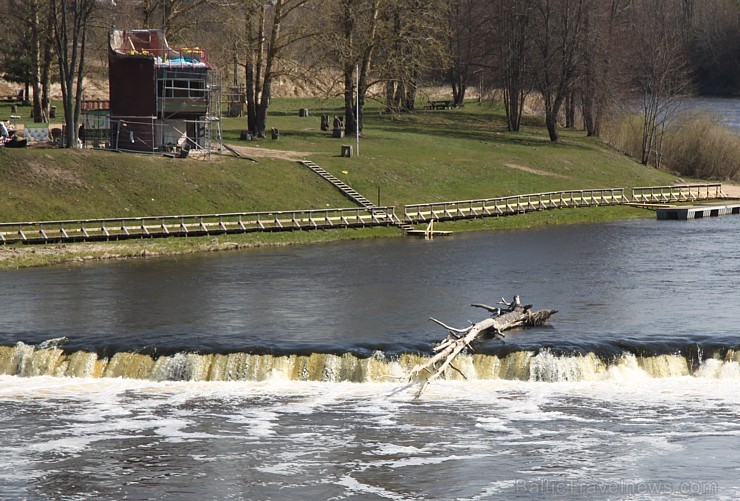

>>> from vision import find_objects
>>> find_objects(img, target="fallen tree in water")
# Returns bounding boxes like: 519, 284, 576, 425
409, 296, 557, 397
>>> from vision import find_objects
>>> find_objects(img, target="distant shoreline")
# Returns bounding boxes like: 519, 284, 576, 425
4, 184, 739, 270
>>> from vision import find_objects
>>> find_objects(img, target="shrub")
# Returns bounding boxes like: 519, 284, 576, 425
602, 112, 645, 161
661, 115, 740, 180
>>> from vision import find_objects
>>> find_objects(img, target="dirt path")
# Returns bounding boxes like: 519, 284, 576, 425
505, 163, 574, 180
225, 143, 312, 162
722, 183, 740, 198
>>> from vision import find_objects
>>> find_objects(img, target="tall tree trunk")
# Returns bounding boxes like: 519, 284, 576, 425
343, 63, 356, 135
565, 91, 576, 128
582, 89, 595, 136
403, 75, 417, 112
344, 0, 380, 137
503, 86, 525, 132
393, 79, 405, 110
250, 4, 267, 136
41, 51, 51, 121
449, 68, 467, 106
30, 0, 44, 123
51, 0, 90, 148
496, 0, 530, 133
255, 0, 283, 137
385, 79, 395, 112
244, 9, 257, 135
237, 0, 308, 137
23, 0, 54, 123
544, 94, 565, 142
531, 0, 585, 143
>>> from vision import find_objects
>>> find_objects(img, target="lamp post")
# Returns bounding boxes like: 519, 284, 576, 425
356, 64, 360, 157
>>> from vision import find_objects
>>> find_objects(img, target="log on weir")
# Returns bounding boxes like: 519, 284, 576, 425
408, 296, 558, 398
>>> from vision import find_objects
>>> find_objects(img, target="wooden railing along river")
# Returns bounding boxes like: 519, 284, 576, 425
0, 207, 399, 245
0, 183, 726, 245
631, 184, 724, 204
404, 188, 628, 223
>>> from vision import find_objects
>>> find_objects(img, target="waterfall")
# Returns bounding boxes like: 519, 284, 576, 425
1, 342, 738, 383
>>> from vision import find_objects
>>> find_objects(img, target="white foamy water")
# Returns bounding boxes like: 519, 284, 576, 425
1, 374, 738, 500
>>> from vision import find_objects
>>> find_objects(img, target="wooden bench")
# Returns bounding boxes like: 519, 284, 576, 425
0, 91, 23, 102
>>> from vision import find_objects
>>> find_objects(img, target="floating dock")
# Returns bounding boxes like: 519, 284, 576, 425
405, 220, 453, 239
656, 202, 740, 220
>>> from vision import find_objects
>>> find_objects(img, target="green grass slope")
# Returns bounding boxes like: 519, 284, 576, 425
230, 99, 679, 208
1, 98, 692, 268
1, 98, 680, 224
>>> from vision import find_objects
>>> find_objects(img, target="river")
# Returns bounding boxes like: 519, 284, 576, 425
678, 96, 740, 131
1, 215, 739, 499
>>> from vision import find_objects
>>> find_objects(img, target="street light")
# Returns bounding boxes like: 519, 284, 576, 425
356, 64, 360, 157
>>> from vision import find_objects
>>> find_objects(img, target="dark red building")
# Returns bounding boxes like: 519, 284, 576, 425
109, 29, 216, 153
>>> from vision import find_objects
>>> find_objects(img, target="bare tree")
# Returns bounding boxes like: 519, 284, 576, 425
628, 0, 693, 165
310, 0, 383, 136
382, 0, 449, 112
49, 0, 96, 148
218, 0, 313, 137
1, 0, 55, 123
528, 0, 586, 142
132, 0, 208, 36
486, 0, 532, 132
579, 0, 631, 137
446, 0, 486, 107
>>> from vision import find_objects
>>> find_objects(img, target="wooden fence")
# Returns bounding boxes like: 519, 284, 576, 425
0, 183, 729, 245
0, 207, 398, 245
404, 188, 628, 223
631, 184, 724, 203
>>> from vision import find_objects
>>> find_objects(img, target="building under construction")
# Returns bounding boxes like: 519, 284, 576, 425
108, 29, 221, 156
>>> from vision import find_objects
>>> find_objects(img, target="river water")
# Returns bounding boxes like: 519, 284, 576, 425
678, 96, 740, 131
1, 216, 739, 499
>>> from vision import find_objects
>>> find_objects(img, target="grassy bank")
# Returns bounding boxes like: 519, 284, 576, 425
0, 98, 685, 269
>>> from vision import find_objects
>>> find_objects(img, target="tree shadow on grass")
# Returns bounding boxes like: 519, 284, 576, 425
362, 108, 594, 149
226, 106, 595, 153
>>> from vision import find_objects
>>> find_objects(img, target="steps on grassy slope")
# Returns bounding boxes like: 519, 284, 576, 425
298, 160, 416, 234
298, 160, 375, 208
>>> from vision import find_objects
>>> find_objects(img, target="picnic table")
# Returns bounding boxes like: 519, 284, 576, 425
426, 100, 455, 110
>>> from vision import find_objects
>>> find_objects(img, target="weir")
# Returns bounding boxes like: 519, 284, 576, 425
2, 342, 738, 383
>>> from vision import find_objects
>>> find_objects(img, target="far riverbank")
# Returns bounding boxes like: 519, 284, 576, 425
2, 99, 737, 270
3, 183, 739, 270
